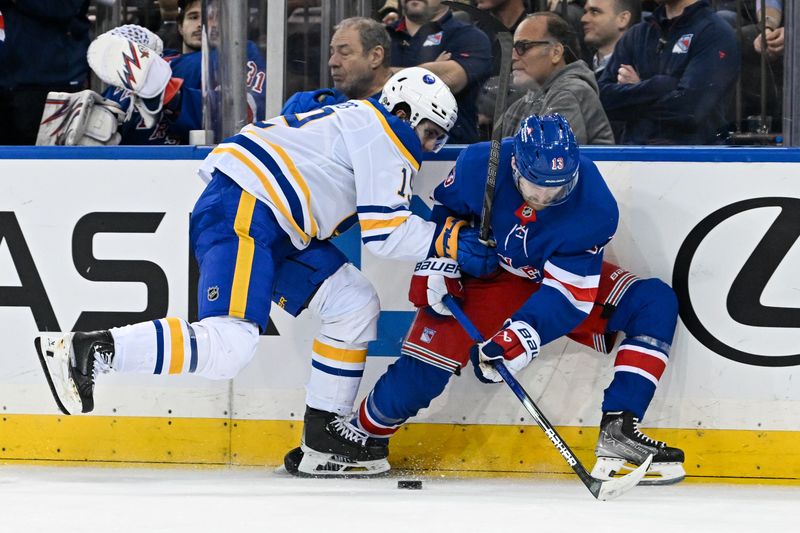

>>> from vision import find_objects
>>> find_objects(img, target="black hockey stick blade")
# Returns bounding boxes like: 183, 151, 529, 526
442, 295, 651, 501
443, 2, 512, 246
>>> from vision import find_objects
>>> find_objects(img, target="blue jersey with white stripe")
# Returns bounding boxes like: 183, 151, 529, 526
433, 139, 619, 344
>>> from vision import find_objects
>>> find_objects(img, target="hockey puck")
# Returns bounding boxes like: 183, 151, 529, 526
397, 480, 423, 490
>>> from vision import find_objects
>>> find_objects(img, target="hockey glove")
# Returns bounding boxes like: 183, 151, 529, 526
408, 257, 464, 317
433, 217, 498, 277
281, 89, 339, 115
87, 33, 172, 128
36, 90, 124, 146
456, 226, 498, 277
470, 320, 540, 384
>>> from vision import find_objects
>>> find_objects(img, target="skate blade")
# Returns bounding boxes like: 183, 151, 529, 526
34, 333, 80, 415
292, 446, 391, 478
592, 456, 686, 486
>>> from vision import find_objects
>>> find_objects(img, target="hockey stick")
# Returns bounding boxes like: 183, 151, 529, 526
441, 295, 651, 501
443, 2, 512, 246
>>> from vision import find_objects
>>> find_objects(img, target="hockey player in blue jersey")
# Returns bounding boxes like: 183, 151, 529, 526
35, 67, 495, 477
352, 114, 686, 485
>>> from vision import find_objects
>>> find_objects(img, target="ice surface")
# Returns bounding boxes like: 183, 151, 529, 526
0, 466, 796, 533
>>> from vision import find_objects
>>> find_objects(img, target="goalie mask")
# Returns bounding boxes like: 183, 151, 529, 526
512, 114, 580, 209
379, 67, 458, 152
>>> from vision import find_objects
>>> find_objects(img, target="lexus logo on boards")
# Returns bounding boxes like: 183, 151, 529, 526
672, 198, 800, 367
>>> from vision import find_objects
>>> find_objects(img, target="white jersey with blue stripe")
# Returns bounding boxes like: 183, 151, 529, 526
198, 99, 436, 261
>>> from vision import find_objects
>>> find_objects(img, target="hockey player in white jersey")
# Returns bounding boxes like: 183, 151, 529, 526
34, 67, 495, 476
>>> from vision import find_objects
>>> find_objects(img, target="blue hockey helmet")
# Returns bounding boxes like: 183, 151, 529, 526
512, 114, 580, 208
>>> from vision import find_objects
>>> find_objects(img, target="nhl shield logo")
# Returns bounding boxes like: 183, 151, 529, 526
207, 286, 220, 301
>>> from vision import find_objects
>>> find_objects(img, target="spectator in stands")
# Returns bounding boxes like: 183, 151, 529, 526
598, 0, 739, 145
499, 12, 613, 144
476, 0, 530, 76
281, 17, 393, 115
472, 0, 529, 140
0, 0, 90, 145
581, 0, 640, 76
387, 0, 492, 144
378, 0, 401, 25
156, 0, 182, 51
741, 0, 783, 132
753, 1, 783, 58
544, 0, 589, 59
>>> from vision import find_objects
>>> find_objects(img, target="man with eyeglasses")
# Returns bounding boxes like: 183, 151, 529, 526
498, 12, 613, 145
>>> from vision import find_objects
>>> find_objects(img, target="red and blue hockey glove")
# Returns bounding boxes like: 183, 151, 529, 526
409, 257, 464, 317
433, 217, 498, 277
470, 320, 540, 383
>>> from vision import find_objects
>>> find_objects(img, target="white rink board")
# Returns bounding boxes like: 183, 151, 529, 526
1, 150, 798, 431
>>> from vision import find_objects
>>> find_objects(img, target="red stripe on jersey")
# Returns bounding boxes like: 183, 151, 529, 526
543, 270, 598, 304
357, 399, 397, 437
615, 348, 667, 381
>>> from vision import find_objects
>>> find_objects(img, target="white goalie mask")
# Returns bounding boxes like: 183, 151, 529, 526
379, 67, 458, 147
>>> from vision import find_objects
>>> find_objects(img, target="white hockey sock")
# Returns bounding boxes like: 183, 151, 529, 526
305, 336, 367, 416
111, 317, 198, 375
110, 316, 258, 379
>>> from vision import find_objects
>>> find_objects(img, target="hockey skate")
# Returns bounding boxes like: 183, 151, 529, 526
591, 411, 685, 485
34, 330, 115, 415
283, 407, 390, 477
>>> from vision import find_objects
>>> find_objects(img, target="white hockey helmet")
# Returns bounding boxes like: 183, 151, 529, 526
380, 67, 458, 134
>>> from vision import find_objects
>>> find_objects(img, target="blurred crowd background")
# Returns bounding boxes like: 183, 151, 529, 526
0, 1, 792, 146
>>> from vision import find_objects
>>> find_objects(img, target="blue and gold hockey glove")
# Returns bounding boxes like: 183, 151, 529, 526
433, 217, 498, 277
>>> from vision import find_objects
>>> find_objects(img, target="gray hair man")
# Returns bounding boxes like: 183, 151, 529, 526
499, 12, 614, 144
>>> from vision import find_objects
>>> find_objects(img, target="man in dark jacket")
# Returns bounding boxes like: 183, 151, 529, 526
387, 0, 492, 144
0, 0, 90, 145
598, 0, 739, 145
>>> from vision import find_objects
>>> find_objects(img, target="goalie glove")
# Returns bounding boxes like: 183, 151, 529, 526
87, 33, 172, 128
36, 90, 125, 146
107, 24, 164, 56
408, 257, 464, 317
470, 320, 540, 384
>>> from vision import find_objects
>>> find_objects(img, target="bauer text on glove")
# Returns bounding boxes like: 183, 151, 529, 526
470, 320, 540, 383
408, 257, 464, 317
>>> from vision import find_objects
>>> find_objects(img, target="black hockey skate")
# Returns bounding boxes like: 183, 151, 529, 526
591, 411, 685, 485
283, 407, 390, 477
34, 330, 115, 415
